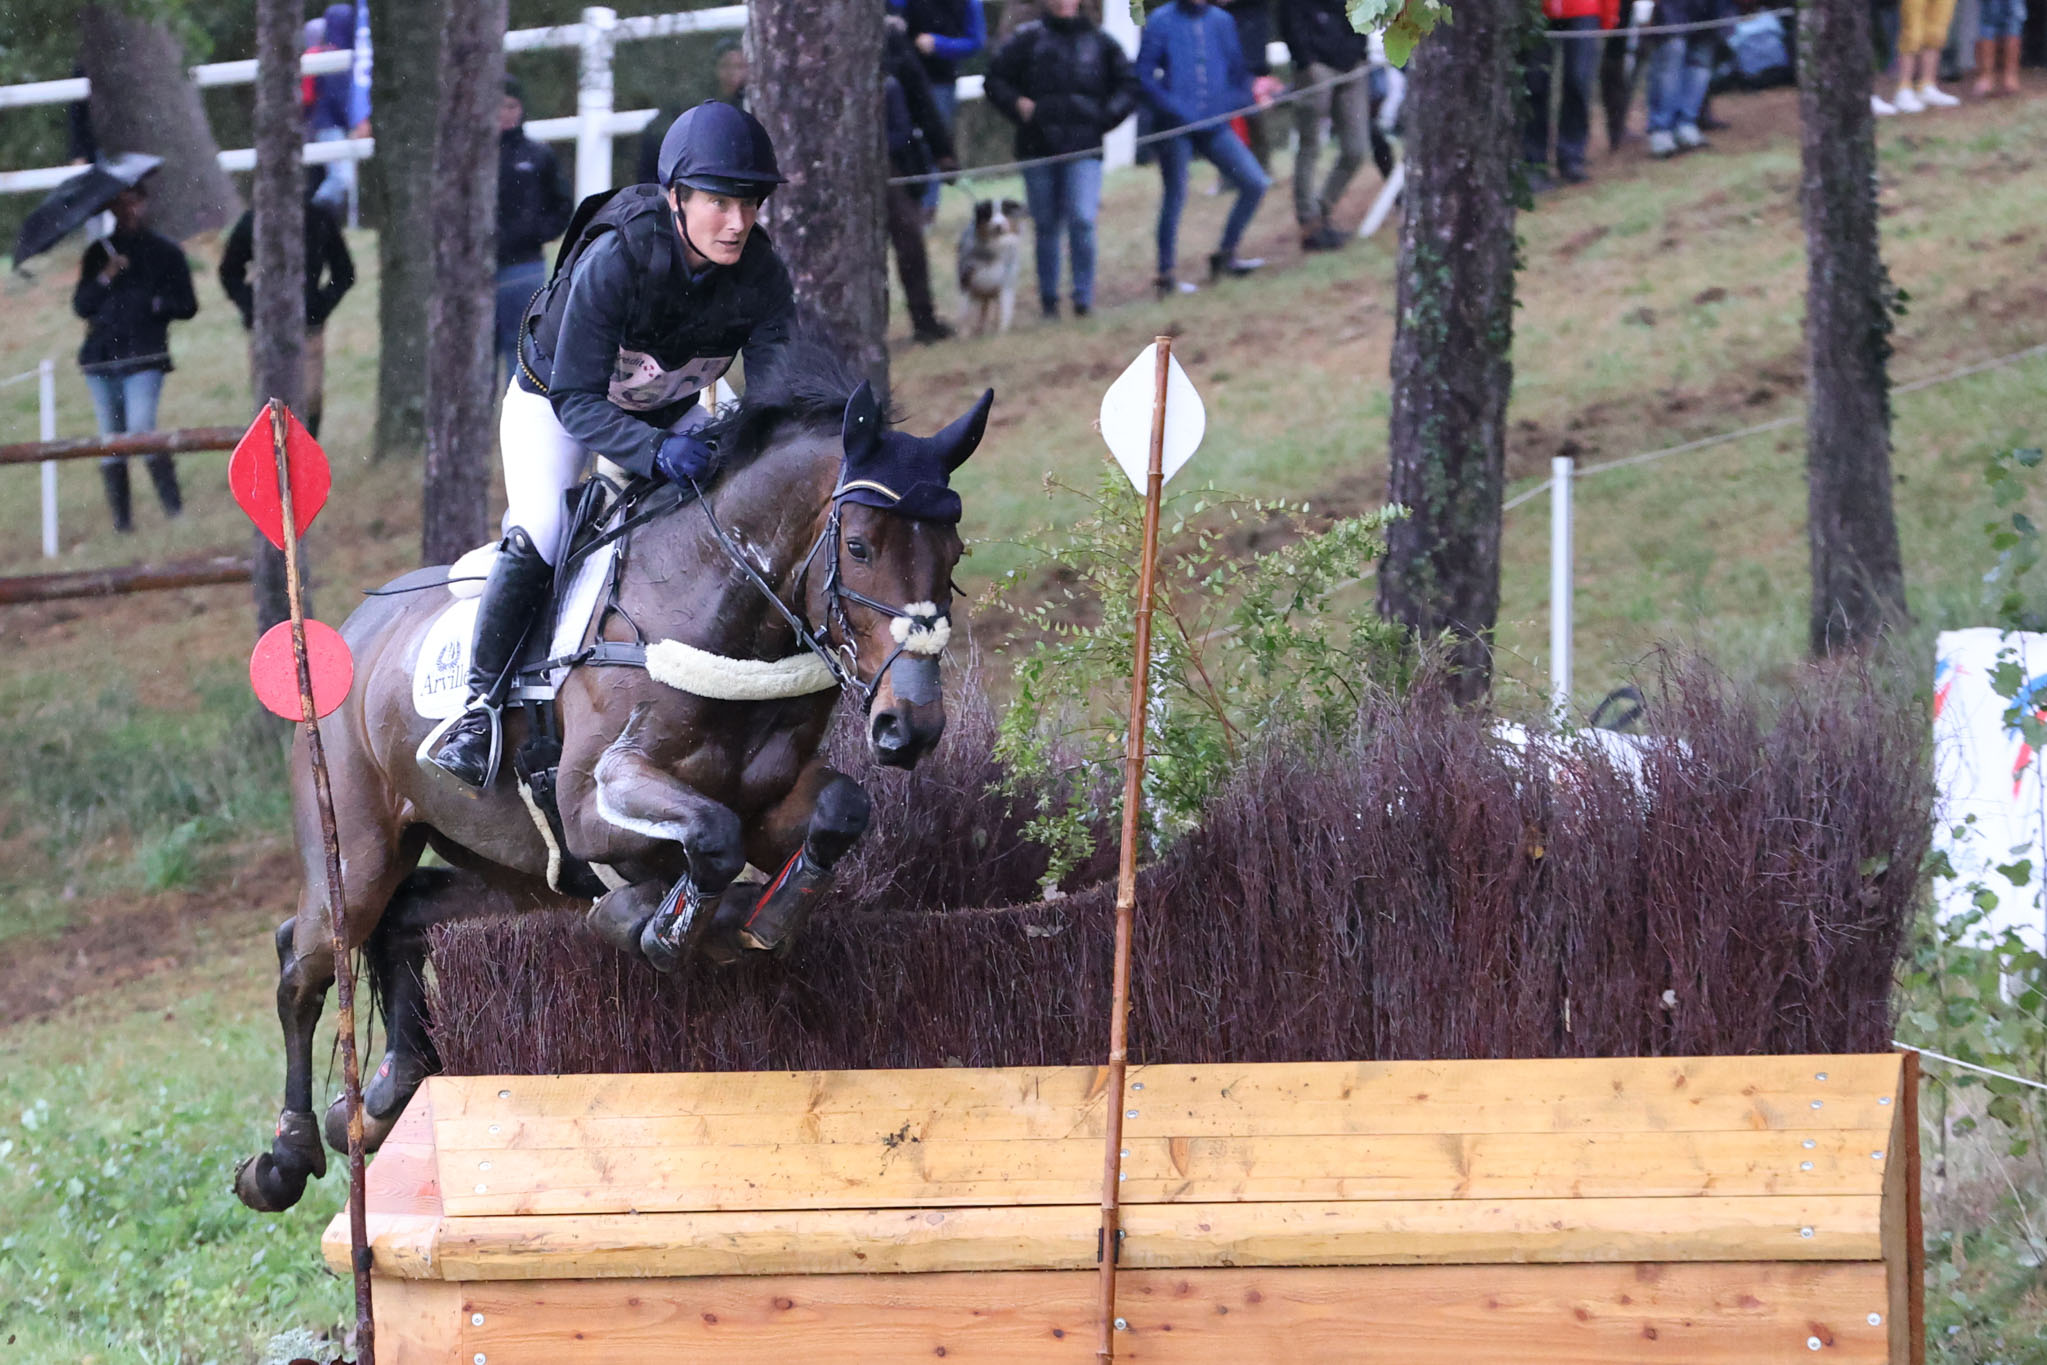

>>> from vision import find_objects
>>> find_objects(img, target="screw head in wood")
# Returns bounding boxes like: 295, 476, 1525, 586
1803, 1139, 1816, 1149
472, 1313, 485, 1326
1871, 1150, 1884, 1160
1867, 1313, 1882, 1326
498, 1089, 511, 1099
1878, 1095, 1891, 1105
1815, 1072, 1828, 1082
1800, 1161, 1814, 1171
1811, 1100, 1824, 1109
1807, 1337, 1822, 1350
1800, 1227, 1814, 1238
1114, 1318, 1129, 1331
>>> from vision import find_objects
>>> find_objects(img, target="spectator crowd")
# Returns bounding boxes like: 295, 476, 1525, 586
52, 0, 2037, 534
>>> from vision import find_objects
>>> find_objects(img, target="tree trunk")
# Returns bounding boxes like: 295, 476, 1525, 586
747, 0, 890, 386
250, 0, 308, 633
77, 5, 239, 241
365, 0, 444, 462
1799, 0, 1907, 653
421, 0, 506, 565
1377, 0, 1523, 703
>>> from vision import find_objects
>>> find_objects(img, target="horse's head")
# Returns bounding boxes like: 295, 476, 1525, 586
827, 381, 991, 768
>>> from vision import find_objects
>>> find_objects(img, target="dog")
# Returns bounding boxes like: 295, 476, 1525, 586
956, 199, 1024, 337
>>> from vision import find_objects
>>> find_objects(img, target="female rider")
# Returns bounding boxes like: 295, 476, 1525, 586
429, 101, 796, 788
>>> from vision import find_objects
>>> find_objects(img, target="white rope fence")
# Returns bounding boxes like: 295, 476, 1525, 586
1894, 1041, 2047, 1094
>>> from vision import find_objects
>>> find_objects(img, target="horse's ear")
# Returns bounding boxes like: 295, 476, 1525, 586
842, 380, 883, 456
935, 388, 994, 472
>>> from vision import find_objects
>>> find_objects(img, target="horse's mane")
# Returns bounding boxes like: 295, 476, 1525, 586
700, 326, 877, 475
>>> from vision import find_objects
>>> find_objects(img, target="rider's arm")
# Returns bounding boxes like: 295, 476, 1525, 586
545, 233, 670, 479
736, 251, 797, 388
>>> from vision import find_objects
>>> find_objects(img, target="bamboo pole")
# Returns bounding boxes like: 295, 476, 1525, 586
1096, 337, 1172, 1363
268, 398, 374, 1364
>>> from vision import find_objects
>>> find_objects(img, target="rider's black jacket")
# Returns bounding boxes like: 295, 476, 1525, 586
517, 187, 795, 479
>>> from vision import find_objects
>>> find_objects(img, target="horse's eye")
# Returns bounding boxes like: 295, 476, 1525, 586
846, 538, 871, 564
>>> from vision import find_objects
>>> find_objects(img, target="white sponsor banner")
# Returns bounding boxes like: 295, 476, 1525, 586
1933, 627, 2047, 951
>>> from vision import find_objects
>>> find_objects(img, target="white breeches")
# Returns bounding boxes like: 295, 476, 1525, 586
499, 382, 709, 565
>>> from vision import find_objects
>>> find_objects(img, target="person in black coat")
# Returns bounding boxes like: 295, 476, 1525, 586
885, 18, 959, 342
984, 0, 1138, 317
72, 179, 197, 531
496, 78, 576, 382
219, 175, 356, 437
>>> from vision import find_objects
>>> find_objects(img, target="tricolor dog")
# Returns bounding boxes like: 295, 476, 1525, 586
956, 198, 1024, 337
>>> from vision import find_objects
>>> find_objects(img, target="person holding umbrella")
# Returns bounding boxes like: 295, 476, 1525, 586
70, 172, 198, 532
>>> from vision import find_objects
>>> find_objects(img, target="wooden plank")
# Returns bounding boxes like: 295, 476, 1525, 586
427, 1056, 1898, 1136
0, 424, 241, 466
323, 1088, 441, 1277
435, 1127, 1892, 1217
370, 1278, 463, 1365
1883, 1051, 1922, 1365
395, 1194, 1883, 1281
1124, 1054, 1903, 1136
430, 1262, 1894, 1362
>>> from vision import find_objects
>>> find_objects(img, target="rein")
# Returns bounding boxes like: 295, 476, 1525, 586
685, 470, 949, 709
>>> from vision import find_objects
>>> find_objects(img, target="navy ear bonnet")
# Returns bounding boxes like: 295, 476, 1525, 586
836, 381, 993, 524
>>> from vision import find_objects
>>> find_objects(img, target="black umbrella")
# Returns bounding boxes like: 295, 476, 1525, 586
11, 152, 162, 266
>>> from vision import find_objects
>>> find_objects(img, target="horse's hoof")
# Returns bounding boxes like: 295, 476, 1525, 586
231, 1110, 325, 1212
638, 912, 685, 974
363, 1048, 434, 1122
323, 1091, 401, 1157
588, 882, 663, 957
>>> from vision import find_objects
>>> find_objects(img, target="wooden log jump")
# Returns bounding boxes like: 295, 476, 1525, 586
0, 426, 243, 467
324, 1053, 1923, 1363
0, 554, 251, 605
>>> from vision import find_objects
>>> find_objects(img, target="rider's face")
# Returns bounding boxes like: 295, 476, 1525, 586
669, 187, 761, 268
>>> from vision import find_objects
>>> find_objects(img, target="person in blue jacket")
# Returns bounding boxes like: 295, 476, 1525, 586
1137, 0, 1270, 296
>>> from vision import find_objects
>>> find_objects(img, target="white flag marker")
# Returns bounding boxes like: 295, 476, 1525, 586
1099, 342, 1204, 492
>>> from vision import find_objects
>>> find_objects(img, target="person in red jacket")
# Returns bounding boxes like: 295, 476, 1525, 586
1522, 0, 1618, 189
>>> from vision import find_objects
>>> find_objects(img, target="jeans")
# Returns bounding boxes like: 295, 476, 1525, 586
920, 83, 958, 216
1154, 125, 1269, 277
311, 126, 356, 214
84, 366, 175, 521
1020, 157, 1104, 309
1980, 0, 2026, 38
84, 366, 165, 437
1523, 16, 1601, 173
495, 258, 548, 386
1647, 33, 1716, 131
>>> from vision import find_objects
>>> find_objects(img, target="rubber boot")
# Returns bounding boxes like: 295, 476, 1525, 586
145, 454, 182, 518
426, 527, 554, 788
100, 459, 133, 533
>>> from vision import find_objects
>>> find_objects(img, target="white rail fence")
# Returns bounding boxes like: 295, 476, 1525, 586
0, 5, 1167, 203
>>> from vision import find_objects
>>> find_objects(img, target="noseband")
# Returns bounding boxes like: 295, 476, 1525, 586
688, 472, 950, 710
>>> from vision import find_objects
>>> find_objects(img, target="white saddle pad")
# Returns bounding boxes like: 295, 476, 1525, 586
411, 539, 618, 720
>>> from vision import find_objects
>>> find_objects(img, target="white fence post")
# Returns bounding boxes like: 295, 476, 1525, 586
1550, 456, 1574, 723
1102, 3, 1139, 172
575, 7, 619, 202
38, 357, 57, 559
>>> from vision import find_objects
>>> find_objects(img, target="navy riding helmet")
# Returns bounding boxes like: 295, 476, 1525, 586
657, 101, 786, 198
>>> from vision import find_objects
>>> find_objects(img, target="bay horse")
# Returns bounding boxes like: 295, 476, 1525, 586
233, 341, 992, 1213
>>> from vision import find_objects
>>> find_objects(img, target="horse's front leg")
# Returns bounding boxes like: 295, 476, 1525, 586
722, 761, 871, 957
578, 704, 745, 970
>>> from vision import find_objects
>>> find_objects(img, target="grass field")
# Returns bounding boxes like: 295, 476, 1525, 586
1, 80, 2045, 1361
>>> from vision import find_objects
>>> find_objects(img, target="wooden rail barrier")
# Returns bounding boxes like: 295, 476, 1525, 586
324, 1053, 1923, 1363
0, 554, 251, 605
0, 426, 243, 468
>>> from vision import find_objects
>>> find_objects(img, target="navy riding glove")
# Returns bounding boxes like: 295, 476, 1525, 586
654, 430, 717, 488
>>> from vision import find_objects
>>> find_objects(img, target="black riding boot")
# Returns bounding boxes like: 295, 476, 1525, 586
425, 528, 553, 788
145, 454, 182, 518
100, 459, 133, 533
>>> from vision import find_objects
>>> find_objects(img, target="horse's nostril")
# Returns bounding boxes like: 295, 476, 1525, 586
871, 712, 905, 749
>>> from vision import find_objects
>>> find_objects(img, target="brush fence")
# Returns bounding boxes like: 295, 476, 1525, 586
323, 1054, 1922, 1363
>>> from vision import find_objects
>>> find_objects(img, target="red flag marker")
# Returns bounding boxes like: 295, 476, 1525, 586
249, 618, 353, 720
228, 405, 330, 549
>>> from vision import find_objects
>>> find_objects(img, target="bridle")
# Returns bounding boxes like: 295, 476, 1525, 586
687, 469, 951, 710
